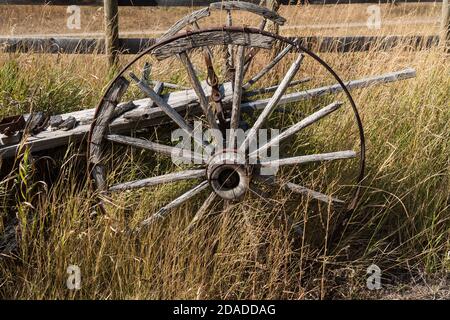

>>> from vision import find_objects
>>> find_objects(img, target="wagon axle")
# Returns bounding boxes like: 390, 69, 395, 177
206, 149, 251, 201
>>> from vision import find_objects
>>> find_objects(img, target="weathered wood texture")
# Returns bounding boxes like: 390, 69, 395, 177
109, 169, 206, 192
158, 7, 210, 43
152, 31, 274, 60
0, 35, 439, 54
104, 0, 120, 67
0, 68, 415, 159
210, 1, 286, 25
261, 150, 357, 167
89, 76, 129, 190
106, 134, 206, 163
231, 45, 246, 130
241, 68, 417, 112
179, 52, 219, 130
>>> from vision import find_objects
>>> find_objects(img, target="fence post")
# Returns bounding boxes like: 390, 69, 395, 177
441, 0, 450, 52
104, 0, 120, 67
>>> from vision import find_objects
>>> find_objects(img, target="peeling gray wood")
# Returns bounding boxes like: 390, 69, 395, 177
106, 134, 206, 163
186, 192, 217, 231
89, 76, 129, 166
230, 45, 245, 131
241, 68, 417, 112
158, 7, 210, 43
285, 182, 344, 205
243, 78, 310, 98
260, 150, 357, 167
152, 31, 274, 60
129, 72, 209, 152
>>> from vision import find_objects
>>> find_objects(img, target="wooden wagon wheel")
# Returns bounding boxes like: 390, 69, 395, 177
88, 3, 365, 233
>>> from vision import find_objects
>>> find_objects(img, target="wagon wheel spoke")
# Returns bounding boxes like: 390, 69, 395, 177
230, 45, 246, 133
140, 181, 209, 227
243, 40, 297, 90
243, 18, 268, 77
178, 52, 219, 131
89, 26, 365, 233
186, 192, 218, 232
128, 72, 211, 154
257, 175, 344, 205
106, 134, 206, 164
109, 169, 205, 192
250, 101, 343, 158
260, 151, 357, 168
284, 182, 344, 205
240, 53, 305, 152
224, 9, 235, 81
192, 21, 214, 60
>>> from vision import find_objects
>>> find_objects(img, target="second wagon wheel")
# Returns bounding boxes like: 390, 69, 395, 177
88, 3, 365, 234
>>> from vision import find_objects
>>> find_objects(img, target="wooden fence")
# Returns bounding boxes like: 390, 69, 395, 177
0, 0, 448, 64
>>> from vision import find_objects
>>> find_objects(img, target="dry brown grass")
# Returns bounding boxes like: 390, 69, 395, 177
0, 3, 449, 300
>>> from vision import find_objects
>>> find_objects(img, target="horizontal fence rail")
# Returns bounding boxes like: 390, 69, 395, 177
0, 35, 439, 54
0, 0, 443, 5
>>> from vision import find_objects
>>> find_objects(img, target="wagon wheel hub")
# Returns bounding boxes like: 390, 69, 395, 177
207, 150, 251, 201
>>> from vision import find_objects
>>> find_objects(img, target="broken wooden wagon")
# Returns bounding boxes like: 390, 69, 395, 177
0, 2, 416, 228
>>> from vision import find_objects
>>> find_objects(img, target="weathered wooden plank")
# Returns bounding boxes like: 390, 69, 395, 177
109, 169, 205, 192
243, 78, 310, 97
241, 68, 417, 112
158, 7, 210, 43
210, 1, 286, 25
0, 69, 415, 159
152, 31, 274, 60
